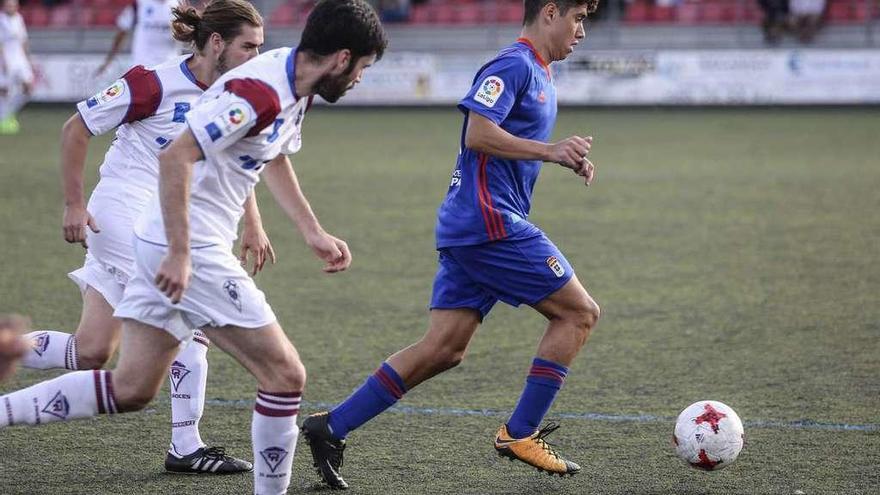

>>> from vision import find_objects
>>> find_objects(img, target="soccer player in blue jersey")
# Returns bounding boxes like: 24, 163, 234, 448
302, 0, 600, 488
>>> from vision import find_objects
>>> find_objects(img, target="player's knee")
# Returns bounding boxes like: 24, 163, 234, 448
568, 298, 600, 343
76, 346, 113, 370
433, 343, 467, 371
258, 354, 306, 392
113, 382, 157, 412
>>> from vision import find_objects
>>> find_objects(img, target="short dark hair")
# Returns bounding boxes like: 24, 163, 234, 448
523, 0, 598, 25
299, 0, 388, 62
171, 0, 263, 51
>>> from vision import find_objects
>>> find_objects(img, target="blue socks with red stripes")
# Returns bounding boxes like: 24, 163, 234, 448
327, 362, 407, 440
506, 357, 568, 439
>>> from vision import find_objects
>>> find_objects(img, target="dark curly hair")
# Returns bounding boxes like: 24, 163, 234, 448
523, 0, 598, 25
299, 0, 388, 62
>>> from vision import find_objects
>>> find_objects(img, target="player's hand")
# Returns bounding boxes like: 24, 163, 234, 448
305, 231, 352, 273
576, 156, 596, 187
0, 315, 30, 383
155, 252, 192, 304
239, 223, 276, 276
548, 136, 592, 172
63, 204, 100, 248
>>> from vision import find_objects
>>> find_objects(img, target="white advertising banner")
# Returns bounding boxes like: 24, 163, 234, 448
28, 50, 880, 105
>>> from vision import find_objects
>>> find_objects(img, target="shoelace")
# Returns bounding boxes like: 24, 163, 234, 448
202, 446, 231, 461
534, 422, 562, 460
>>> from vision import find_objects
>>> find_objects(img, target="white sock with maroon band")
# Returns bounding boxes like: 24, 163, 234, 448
0, 370, 117, 427
252, 390, 301, 495
168, 331, 210, 457
20, 331, 79, 370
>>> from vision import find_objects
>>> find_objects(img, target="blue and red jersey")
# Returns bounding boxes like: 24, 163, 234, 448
435, 38, 558, 248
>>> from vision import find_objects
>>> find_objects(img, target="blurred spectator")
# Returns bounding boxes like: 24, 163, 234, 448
789, 0, 825, 43
95, 0, 183, 76
378, 0, 409, 22
0, 0, 34, 135
0, 314, 29, 382
758, 0, 788, 44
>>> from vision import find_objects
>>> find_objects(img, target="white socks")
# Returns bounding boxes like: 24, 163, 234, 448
252, 390, 301, 495
20, 331, 78, 370
168, 331, 210, 457
1, 370, 116, 427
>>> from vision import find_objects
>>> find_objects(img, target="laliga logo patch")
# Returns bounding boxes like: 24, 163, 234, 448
546, 256, 565, 278
41, 391, 70, 420
223, 280, 243, 312
97, 81, 126, 105
227, 107, 245, 125
473, 75, 504, 108
260, 446, 289, 473
169, 360, 191, 391
207, 103, 252, 141
31, 332, 50, 357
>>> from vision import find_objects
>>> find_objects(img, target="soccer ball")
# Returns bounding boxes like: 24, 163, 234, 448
673, 400, 744, 471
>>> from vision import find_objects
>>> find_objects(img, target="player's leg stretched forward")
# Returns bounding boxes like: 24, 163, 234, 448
18, 286, 251, 474
303, 276, 599, 488
2, 318, 303, 495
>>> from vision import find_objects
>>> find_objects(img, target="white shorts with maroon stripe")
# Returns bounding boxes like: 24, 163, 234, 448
114, 237, 276, 341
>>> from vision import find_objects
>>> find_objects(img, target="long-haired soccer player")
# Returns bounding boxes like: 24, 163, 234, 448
1, 1, 387, 493
17, 0, 266, 474
302, 0, 600, 488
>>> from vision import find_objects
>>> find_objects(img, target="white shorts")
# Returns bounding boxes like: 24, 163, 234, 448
114, 237, 277, 341
68, 180, 147, 307
0, 61, 33, 87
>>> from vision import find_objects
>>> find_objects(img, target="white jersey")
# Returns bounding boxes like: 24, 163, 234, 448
117, 0, 182, 67
136, 47, 313, 248
77, 55, 209, 197
0, 12, 28, 70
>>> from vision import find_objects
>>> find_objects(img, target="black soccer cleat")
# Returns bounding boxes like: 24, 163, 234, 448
302, 412, 349, 490
164, 446, 253, 474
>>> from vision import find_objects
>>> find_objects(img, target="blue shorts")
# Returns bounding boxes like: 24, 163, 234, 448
430, 233, 574, 319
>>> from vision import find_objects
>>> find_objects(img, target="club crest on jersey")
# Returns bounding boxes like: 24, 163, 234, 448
223, 280, 242, 312
169, 361, 191, 391
546, 256, 565, 278
30, 332, 50, 356
260, 447, 289, 473
41, 391, 70, 420
474, 76, 504, 108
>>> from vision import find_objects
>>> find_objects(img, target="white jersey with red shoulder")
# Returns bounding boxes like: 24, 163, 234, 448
116, 0, 182, 68
135, 47, 313, 248
76, 54, 208, 194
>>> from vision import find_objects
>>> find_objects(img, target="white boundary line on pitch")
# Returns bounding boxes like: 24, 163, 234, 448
200, 399, 879, 433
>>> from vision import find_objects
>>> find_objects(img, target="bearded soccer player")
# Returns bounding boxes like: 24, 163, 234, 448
1, 1, 387, 493
14, 0, 266, 475
302, 0, 600, 488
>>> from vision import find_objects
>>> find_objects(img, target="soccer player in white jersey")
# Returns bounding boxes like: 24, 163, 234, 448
1, 1, 387, 493
17, 0, 265, 474
96, 0, 183, 75
0, 0, 34, 134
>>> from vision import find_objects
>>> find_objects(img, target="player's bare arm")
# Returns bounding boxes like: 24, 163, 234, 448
262, 154, 351, 273
60, 113, 99, 246
155, 128, 201, 303
96, 29, 128, 76
240, 191, 276, 276
466, 112, 595, 186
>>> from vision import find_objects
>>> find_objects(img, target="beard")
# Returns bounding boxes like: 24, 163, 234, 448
217, 48, 230, 75
313, 71, 354, 103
